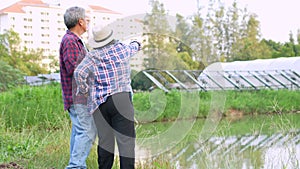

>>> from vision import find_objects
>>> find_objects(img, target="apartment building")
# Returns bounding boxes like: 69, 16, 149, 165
110, 15, 147, 72
0, 0, 146, 71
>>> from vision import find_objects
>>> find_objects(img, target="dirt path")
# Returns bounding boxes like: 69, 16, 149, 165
0, 162, 24, 169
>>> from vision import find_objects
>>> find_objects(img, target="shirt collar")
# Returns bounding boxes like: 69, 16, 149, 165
66, 30, 84, 44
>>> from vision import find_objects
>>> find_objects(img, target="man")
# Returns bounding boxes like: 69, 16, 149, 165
59, 6, 95, 169
74, 25, 141, 169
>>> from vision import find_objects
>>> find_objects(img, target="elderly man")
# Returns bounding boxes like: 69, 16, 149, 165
59, 6, 96, 169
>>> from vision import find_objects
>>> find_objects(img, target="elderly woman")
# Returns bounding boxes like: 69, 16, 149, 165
74, 24, 141, 169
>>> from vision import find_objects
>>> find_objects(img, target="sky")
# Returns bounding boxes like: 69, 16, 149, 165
1, 0, 300, 42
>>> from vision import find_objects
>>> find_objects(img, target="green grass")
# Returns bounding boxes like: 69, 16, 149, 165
225, 89, 300, 114
0, 85, 300, 168
0, 116, 99, 168
1, 84, 300, 129
0, 83, 65, 130
214, 113, 300, 136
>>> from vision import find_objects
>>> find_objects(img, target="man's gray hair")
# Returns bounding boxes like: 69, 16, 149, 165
64, 6, 86, 29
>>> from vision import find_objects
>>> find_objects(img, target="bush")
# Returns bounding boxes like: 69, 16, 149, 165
0, 61, 25, 92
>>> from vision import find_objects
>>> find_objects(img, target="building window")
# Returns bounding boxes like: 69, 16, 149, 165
24, 33, 33, 36
41, 12, 49, 15
41, 41, 50, 44
102, 17, 110, 20
41, 34, 50, 37
24, 26, 33, 29
24, 41, 33, 44
24, 18, 32, 22
41, 27, 50, 30
41, 19, 49, 23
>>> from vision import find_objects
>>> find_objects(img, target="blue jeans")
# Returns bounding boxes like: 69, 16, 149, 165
66, 104, 96, 169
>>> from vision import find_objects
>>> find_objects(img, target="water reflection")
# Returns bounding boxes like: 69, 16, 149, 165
136, 118, 300, 169
181, 132, 300, 169
263, 145, 300, 169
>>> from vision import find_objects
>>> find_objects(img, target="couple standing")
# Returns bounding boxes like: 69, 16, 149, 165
59, 6, 141, 169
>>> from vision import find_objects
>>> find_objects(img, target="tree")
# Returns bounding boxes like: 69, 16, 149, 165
297, 29, 300, 45
262, 38, 300, 58
0, 61, 24, 91
188, 9, 213, 66
131, 69, 153, 91
281, 42, 296, 57
143, 0, 170, 69
0, 29, 48, 75
224, 1, 241, 60
143, 0, 194, 70
210, 2, 226, 61
174, 14, 195, 55
230, 14, 272, 61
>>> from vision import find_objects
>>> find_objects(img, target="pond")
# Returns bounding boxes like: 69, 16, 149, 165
135, 117, 300, 169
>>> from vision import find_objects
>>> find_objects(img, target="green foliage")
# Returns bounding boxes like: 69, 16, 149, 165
18, 47, 49, 75
263, 39, 300, 58
177, 52, 201, 69
216, 113, 300, 136
1, 85, 300, 168
143, 1, 168, 69
0, 131, 40, 162
0, 61, 25, 92
131, 70, 153, 90
134, 89, 300, 123
143, 0, 193, 70
1, 84, 300, 129
133, 90, 175, 122
225, 89, 300, 114
0, 83, 65, 130
145, 0, 300, 65
134, 90, 205, 122
0, 29, 48, 76
134, 90, 194, 121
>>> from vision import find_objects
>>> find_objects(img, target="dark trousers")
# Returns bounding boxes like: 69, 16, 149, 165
93, 92, 135, 169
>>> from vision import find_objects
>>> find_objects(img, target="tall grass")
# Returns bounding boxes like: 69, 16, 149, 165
225, 89, 300, 114
134, 89, 300, 123
1, 85, 300, 168
0, 83, 66, 130
1, 84, 300, 129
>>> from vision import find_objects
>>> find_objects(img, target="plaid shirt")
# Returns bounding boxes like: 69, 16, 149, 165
59, 30, 88, 111
74, 41, 141, 114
